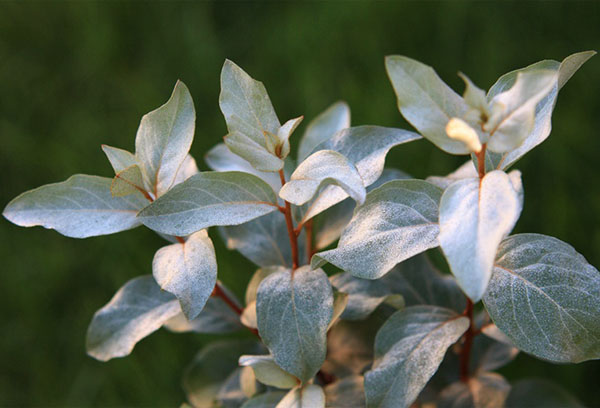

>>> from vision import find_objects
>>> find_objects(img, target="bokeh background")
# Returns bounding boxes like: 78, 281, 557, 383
1, 1, 599, 406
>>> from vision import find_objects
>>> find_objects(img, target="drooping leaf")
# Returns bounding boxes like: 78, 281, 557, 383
439, 170, 522, 301
313, 179, 442, 279
3, 174, 148, 238
111, 164, 146, 197
184, 339, 264, 408
298, 101, 351, 163
313, 168, 410, 250
256, 266, 333, 382
135, 80, 195, 197
102, 144, 139, 173
504, 378, 583, 408
486, 51, 595, 170
163, 297, 242, 334
138, 171, 279, 236
385, 55, 470, 154
324, 376, 366, 408
241, 391, 287, 408
205, 143, 282, 193
86, 275, 181, 361
219, 60, 283, 171
220, 212, 306, 268
280, 150, 366, 206
364, 306, 469, 408
277, 385, 326, 408
239, 355, 299, 389
438, 372, 510, 408
152, 230, 217, 320
485, 69, 558, 153
482, 233, 600, 363
300, 126, 421, 223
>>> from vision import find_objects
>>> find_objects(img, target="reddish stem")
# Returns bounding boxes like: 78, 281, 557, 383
459, 298, 475, 382
213, 282, 244, 315
279, 170, 299, 270
477, 144, 487, 180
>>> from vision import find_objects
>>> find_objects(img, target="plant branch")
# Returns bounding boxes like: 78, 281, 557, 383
477, 143, 487, 179
279, 169, 299, 270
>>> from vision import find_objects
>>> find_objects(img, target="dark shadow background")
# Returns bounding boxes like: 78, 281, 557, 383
1, 1, 599, 406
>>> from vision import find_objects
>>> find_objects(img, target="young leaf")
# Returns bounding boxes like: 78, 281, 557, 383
184, 339, 264, 408
504, 379, 583, 408
438, 372, 510, 408
102, 144, 139, 173
485, 69, 558, 153
364, 306, 469, 408
385, 55, 470, 154
163, 297, 242, 334
313, 179, 442, 279
239, 355, 299, 389
205, 143, 282, 193
439, 170, 522, 301
3, 174, 148, 238
256, 266, 333, 383
86, 275, 181, 361
138, 171, 279, 236
277, 116, 304, 159
220, 211, 306, 268
277, 385, 326, 408
135, 80, 195, 197
427, 161, 478, 190
152, 230, 217, 320
297, 101, 351, 163
280, 150, 366, 206
111, 164, 146, 197
324, 376, 366, 408
482, 234, 600, 363
300, 126, 421, 223
487, 51, 595, 170
220, 60, 283, 171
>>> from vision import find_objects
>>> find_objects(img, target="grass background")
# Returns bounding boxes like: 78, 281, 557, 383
1, 1, 599, 406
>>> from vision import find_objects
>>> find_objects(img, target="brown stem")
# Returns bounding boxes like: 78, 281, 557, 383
175, 236, 185, 244
477, 143, 487, 180
459, 298, 475, 382
279, 170, 299, 270
213, 282, 244, 316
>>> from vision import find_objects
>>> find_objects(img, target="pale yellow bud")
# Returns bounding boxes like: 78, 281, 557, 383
446, 118, 482, 153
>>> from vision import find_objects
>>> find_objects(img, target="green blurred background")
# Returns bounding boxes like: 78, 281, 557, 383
1, 1, 599, 406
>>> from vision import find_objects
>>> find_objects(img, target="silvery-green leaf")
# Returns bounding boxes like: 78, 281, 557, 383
239, 355, 299, 389
438, 373, 510, 408
241, 392, 287, 408
322, 320, 374, 378
383, 254, 466, 313
458, 72, 489, 116
277, 116, 304, 159
111, 164, 146, 197
427, 161, 478, 190
277, 385, 325, 408
224, 130, 284, 172
313, 168, 409, 250
324, 376, 366, 408
330, 273, 397, 320
313, 179, 442, 279
173, 154, 199, 186
164, 297, 242, 334
385, 55, 470, 154
256, 266, 333, 382
138, 171, 279, 236
439, 170, 522, 301
485, 70, 558, 153
482, 233, 600, 363
280, 150, 366, 206
246, 267, 288, 305
152, 230, 217, 320
329, 291, 349, 329
86, 275, 181, 362
205, 143, 281, 192
184, 339, 264, 408
3, 174, 148, 238
135, 80, 195, 197
219, 60, 282, 171
505, 379, 583, 408
298, 101, 350, 163
365, 306, 469, 408
220, 212, 306, 268
487, 51, 595, 170
102, 144, 139, 173
300, 126, 421, 223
